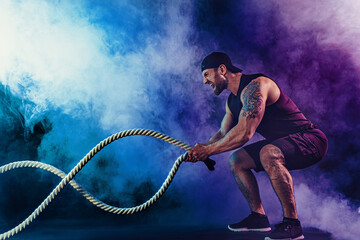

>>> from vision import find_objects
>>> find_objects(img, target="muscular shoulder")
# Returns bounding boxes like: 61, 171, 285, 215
240, 77, 269, 100
251, 76, 274, 87
241, 76, 279, 106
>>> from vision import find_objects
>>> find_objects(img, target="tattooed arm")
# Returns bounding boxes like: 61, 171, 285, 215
204, 78, 271, 156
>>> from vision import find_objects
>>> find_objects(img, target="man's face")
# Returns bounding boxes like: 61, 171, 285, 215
202, 67, 228, 96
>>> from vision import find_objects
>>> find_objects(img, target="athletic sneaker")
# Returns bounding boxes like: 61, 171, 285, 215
228, 212, 271, 232
265, 219, 304, 240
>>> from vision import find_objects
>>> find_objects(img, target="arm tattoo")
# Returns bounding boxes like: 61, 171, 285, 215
241, 81, 263, 120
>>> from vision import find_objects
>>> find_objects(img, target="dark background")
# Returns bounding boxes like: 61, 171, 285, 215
0, 0, 359, 239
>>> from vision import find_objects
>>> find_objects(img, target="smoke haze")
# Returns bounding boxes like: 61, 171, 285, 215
0, 0, 359, 239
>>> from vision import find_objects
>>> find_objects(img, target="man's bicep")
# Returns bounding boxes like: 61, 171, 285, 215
237, 79, 267, 135
241, 80, 265, 119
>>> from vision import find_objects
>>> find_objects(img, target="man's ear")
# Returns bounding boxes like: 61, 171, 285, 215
218, 64, 227, 75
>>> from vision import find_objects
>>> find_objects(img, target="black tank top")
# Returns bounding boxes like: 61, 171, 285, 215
227, 74, 314, 140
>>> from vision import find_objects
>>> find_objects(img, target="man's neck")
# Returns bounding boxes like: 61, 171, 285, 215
227, 72, 242, 95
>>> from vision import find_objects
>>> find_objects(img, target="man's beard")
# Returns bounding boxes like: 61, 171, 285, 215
214, 77, 228, 96
214, 87, 223, 95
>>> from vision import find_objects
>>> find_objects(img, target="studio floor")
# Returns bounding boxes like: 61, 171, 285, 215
6, 220, 333, 240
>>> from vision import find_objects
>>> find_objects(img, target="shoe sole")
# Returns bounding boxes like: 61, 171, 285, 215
228, 225, 271, 232
264, 234, 304, 240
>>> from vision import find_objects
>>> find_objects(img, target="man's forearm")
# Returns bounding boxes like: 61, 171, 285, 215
203, 130, 224, 146
206, 125, 251, 155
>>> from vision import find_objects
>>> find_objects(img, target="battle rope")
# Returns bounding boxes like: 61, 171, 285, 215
0, 129, 216, 240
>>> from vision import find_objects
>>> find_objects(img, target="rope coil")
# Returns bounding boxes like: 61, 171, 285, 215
0, 129, 215, 240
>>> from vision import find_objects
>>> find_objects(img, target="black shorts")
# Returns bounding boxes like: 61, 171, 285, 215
243, 128, 328, 172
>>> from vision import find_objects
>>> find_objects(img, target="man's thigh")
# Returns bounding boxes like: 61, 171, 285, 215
243, 133, 325, 173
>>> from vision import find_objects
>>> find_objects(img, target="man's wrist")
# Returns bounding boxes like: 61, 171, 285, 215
205, 144, 216, 156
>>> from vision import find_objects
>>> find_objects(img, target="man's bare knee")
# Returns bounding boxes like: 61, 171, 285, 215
260, 144, 285, 172
229, 149, 256, 171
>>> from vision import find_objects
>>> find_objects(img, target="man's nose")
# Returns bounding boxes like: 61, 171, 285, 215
203, 77, 209, 84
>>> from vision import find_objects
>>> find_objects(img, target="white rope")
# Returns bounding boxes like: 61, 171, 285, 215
0, 129, 200, 240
